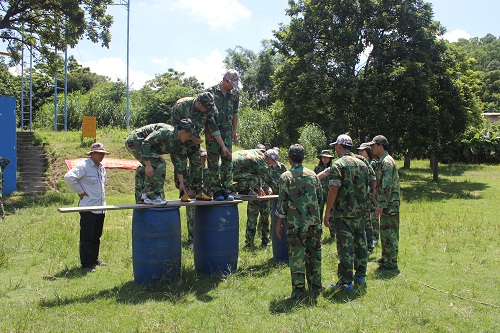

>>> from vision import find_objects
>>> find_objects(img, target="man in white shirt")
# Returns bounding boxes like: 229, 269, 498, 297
64, 142, 109, 273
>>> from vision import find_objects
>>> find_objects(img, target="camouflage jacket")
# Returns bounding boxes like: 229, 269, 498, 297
314, 163, 331, 199
232, 149, 274, 186
171, 97, 220, 136
276, 164, 322, 234
132, 123, 187, 175
205, 84, 239, 135
375, 151, 400, 215
327, 152, 370, 218
266, 162, 287, 194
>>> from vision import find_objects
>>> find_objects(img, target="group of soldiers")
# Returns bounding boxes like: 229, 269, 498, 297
275, 134, 400, 301
63, 67, 401, 302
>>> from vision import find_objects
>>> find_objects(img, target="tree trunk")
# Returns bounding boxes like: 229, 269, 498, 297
430, 154, 439, 182
403, 153, 411, 169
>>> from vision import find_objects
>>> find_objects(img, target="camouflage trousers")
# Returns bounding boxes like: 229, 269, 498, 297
184, 143, 203, 194
232, 170, 261, 192
206, 136, 233, 194
365, 209, 378, 250
245, 200, 271, 247
185, 206, 194, 244
319, 198, 336, 238
335, 217, 368, 284
287, 225, 322, 299
380, 214, 399, 269
125, 139, 166, 202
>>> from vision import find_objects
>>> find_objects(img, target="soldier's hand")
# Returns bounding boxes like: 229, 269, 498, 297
145, 165, 154, 178
221, 146, 230, 156
323, 212, 331, 228
232, 131, 238, 142
275, 223, 282, 239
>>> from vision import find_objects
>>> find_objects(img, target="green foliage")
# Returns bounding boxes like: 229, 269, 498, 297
0, 0, 113, 68
131, 69, 203, 127
459, 121, 500, 163
237, 106, 277, 149
298, 123, 327, 161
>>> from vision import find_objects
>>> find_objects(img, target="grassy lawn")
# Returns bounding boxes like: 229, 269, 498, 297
0, 130, 498, 332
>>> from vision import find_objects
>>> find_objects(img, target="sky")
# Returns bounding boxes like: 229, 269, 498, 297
25, 0, 500, 89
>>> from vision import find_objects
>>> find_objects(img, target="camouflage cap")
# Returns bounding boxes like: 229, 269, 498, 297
223, 69, 243, 90
86, 142, 110, 156
288, 144, 305, 160
196, 92, 217, 113
199, 147, 207, 157
357, 142, 372, 150
264, 148, 278, 162
177, 118, 200, 139
329, 134, 353, 147
368, 135, 389, 146
255, 143, 266, 150
317, 149, 334, 158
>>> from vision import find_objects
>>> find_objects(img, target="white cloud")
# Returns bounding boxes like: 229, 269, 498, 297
441, 29, 471, 42
172, 0, 251, 29
81, 57, 153, 89
173, 49, 226, 87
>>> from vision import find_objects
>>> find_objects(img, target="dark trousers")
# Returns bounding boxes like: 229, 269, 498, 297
79, 212, 105, 268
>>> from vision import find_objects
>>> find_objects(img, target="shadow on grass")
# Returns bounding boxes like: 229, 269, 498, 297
5, 192, 74, 212
43, 265, 89, 280
236, 258, 288, 279
372, 268, 400, 280
399, 166, 488, 202
269, 295, 319, 314
38, 267, 224, 308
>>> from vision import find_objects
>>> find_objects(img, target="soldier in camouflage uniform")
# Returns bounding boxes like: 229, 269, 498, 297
357, 142, 379, 252
171, 92, 230, 200
205, 69, 242, 201
320, 134, 371, 291
368, 135, 401, 271
314, 150, 335, 241
275, 144, 322, 300
0, 155, 10, 219
245, 147, 287, 249
231, 148, 276, 195
125, 119, 200, 204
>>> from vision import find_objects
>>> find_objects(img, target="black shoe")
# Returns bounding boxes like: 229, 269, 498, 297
82, 266, 96, 273
373, 258, 386, 264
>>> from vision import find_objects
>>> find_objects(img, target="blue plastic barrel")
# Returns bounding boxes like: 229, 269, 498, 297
132, 207, 181, 284
193, 204, 239, 274
271, 199, 288, 262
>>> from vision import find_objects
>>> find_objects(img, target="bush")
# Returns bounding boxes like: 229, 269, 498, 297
298, 123, 327, 161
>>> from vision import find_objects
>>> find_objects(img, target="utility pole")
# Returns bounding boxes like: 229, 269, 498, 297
114, 0, 131, 129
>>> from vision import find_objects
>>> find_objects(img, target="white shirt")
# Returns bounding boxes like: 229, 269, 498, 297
64, 158, 107, 214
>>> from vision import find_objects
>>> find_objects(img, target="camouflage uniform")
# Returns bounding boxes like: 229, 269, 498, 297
353, 153, 377, 252
374, 151, 400, 269
125, 123, 188, 202
232, 149, 275, 192
0, 156, 10, 219
246, 160, 287, 248
171, 93, 220, 194
314, 163, 336, 238
205, 83, 239, 195
276, 145, 322, 299
327, 151, 371, 285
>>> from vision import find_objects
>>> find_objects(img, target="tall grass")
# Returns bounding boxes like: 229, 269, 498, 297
0, 130, 498, 332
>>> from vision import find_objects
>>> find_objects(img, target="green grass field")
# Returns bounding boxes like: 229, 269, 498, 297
0, 130, 498, 332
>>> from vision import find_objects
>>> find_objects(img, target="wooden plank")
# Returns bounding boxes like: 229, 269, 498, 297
236, 195, 278, 201
58, 199, 243, 213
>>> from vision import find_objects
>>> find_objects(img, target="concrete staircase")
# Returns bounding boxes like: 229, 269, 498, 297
17, 132, 49, 194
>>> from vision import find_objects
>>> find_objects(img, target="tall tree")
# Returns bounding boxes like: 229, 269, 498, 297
272, 0, 478, 178
0, 0, 113, 67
